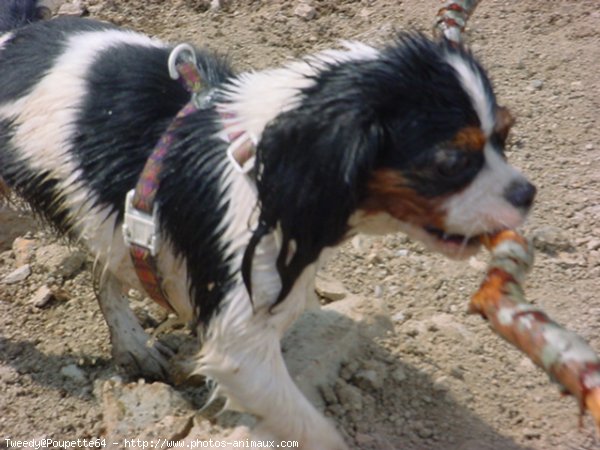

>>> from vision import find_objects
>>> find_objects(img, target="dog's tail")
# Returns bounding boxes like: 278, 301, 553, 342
0, 0, 47, 33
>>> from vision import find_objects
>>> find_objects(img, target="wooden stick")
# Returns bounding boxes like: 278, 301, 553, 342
433, 0, 483, 43
472, 230, 600, 429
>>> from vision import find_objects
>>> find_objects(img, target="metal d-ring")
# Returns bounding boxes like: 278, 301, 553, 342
168, 43, 198, 80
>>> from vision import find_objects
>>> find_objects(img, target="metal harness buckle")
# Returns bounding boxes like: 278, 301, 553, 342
123, 189, 160, 256
168, 43, 197, 79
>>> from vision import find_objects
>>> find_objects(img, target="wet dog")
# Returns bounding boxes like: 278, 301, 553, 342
0, 2, 535, 448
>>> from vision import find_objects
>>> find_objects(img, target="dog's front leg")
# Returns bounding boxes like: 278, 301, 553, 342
194, 261, 348, 450
200, 323, 348, 449
96, 271, 174, 380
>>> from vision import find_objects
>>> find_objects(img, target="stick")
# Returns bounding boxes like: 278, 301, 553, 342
471, 230, 600, 428
433, 0, 483, 43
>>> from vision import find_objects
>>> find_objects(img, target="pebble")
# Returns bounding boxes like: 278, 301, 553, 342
60, 364, 87, 384
449, 366, 465, 380
358, 8, 371, 18
37, 0, 66, 13
354, 433, 375, 447
29, 285, 54, 308
391, 367, 407, 383
0, 365, 19, 384
353, 369, 383, 391
392, 311, 406, 323
12, 238, 36, 267
587, 239, 600, 251
468, 256, 487, 271
57, 251, 87, 279
2, 264, 32, 284
339, 361, 359, 381
294, 3, 317, 20
530, 79, 544, 90
532, 225, 572, 253
433, 376, 450, 391
373, 284, 384, 298
57, 0, 86, 16
334, 379, 363, 411
315, 273, 347, 301
319, 384, 338, 405
523, 428, 541, 439
351, 235, 365, 252
326, 404, 345, 417
413, 421, 434, 439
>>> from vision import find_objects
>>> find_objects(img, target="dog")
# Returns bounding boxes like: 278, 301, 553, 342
0, 1, 536, 448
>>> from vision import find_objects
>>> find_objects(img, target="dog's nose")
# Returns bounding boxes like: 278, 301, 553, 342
504, 179, 536, 210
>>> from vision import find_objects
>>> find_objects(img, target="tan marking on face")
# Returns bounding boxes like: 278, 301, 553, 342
451, 126, 486, 152
494, 106, 515, 144
361, 169, 447, 229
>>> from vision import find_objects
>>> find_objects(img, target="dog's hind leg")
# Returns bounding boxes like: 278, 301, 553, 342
96, 270, 174, 380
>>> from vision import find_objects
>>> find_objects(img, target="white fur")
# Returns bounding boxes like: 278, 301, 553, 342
443, 143, 528, 236
96, 270, 173, 376
348, 142, 530, 256
0, 28, 190, 376
444, 52, 495, 135
0, 31, 13, 50
0, 29, 168, 251
197, 262, 347, 449
218, 41, 380, 144
189, 162, 347, 446
0, 30, 165, 174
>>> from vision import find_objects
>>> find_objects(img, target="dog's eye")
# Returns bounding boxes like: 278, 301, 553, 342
434, 150, 471, 178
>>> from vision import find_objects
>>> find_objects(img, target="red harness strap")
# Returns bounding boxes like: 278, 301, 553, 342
123, 45, 203, 311
123, 44, 256, 311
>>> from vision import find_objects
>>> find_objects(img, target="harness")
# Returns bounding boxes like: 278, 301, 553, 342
122, 44, 255, 311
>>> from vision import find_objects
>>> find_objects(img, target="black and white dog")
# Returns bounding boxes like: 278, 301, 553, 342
0, 1, 535, 448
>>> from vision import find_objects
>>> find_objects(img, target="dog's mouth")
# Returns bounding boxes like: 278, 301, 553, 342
423, 226, 480, 246
421, 225, 482, 258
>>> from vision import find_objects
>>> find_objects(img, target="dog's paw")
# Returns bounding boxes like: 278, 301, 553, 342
111, 336, 174, 382
253, 420, 349, 450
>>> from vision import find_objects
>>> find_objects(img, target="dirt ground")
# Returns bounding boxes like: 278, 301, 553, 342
1, 0, 600, 449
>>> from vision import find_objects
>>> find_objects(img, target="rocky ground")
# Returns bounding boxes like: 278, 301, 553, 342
1, 0, 599, 449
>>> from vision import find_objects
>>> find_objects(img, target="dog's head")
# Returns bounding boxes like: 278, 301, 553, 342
349, 37, 535, 260
242, 34, 535, 302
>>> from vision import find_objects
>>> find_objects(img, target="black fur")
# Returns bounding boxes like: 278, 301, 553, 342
0, 0, 39, 32
0, 16, 237, 324
372, 36, 493, 197
244, 35, 497, 307
0, 118, 74, 233
0, 19, 118, 233
71, 37, 223, 214
0, 14, 500, 325
67, 29, 236, 325
157, 106, 237, 326
0, 18, 119, 105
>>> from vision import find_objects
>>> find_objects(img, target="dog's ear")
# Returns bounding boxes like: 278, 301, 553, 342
242, 104, 382, 306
